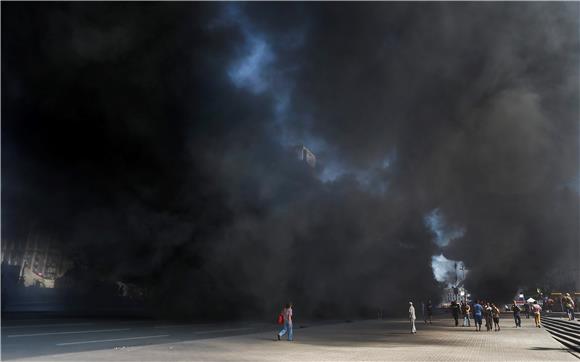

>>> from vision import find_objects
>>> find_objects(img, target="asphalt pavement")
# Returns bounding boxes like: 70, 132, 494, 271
1, 318, 279, 360
1, 314, 577, 361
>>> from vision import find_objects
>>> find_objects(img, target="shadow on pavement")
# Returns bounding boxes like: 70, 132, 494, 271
529, 346, 568, 351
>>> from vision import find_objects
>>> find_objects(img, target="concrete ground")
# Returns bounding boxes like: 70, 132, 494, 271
2, 314, 577, 361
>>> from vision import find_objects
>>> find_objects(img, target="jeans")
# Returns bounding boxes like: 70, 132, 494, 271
279, 321, 293, 341
463, 315, 471, 327
513, 314, 521, 327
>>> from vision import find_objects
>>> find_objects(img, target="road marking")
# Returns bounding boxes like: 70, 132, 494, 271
194, 327, 253, 334
154, 324, 215, 329
2, 323, 95, 329
56, 334, 170, 346
3, 318, 64, 323
8, 328, 130, 338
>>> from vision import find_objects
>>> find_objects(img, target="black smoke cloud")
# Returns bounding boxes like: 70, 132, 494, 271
2, 3, 578, 318
282, 3, 579, 299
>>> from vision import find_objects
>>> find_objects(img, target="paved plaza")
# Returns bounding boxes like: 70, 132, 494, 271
2, 314, 577, 361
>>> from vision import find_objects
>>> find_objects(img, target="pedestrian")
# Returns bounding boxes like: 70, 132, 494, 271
546, 298, 553, 313
409, 301, 417, 334
532, 300, 542, 328
492, 303, 501, 331
277, 302, 294, 341
462, 302, 471, 327
451, 301, 460, 327
473, 300, 483, 331
426, 300, 433, 324
511, 301, 521, 328
485, 302, 493, 332
524, 303, 530, 319
421, 301, 426, 324
563, 293, 576, 321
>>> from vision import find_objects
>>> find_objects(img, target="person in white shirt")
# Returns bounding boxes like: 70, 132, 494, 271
409, 301, 417, 334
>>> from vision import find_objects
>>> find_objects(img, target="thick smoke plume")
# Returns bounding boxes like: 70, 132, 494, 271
2, 3, 578, 318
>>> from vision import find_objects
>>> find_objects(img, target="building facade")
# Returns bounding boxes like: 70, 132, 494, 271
1, 233, 70, 288
294, 144, 317, 168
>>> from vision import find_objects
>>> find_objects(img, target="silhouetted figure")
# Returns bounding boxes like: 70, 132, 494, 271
492, 303, 501, 331
451, 301, 460, 327
425, 300, 433, 324
511, 301, 521, 328
485, 303, 493, 331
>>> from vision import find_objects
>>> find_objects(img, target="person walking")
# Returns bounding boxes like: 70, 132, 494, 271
409, 301, 417, 334
563, 293, 576, 321
532, 300, 542, 328
485, 302, 493, 332
492, 303, 501, 331
462, 302, 471, 327
425, 300, 433, 324
473, 300, 483, 331
524, 303, 530, 319
451, 301, 460, 327
277, 302, 294, 341
511, 301, 522, 328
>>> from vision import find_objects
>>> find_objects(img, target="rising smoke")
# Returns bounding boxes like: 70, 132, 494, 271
2, 2, 578, 319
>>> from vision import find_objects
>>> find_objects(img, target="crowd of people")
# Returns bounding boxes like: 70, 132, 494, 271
274, 293, 576, 340
409, 298, 549, 334
449, 300, 504, 332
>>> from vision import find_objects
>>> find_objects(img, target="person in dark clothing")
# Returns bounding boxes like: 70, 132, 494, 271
511, 301, 522, 328
425, 300, 433, 324
451, 301, 460, 327
492, 303, 501, 331
485, 302, 493, 331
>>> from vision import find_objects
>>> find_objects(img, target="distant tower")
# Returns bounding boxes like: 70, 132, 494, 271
294, 144, 316, 168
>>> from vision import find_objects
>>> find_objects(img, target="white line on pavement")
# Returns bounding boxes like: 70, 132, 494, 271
8, 328, 130, 338
56, 334, 170, 346
3, 319, 64, 323
2, 323, 95, 329
153, 324, 215, 329
194, 327, 254, 334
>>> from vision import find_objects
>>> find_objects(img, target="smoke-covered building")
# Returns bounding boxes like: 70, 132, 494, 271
1, 233, 70, 288
294, 144, 316, 168
440, 283, 471, 307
